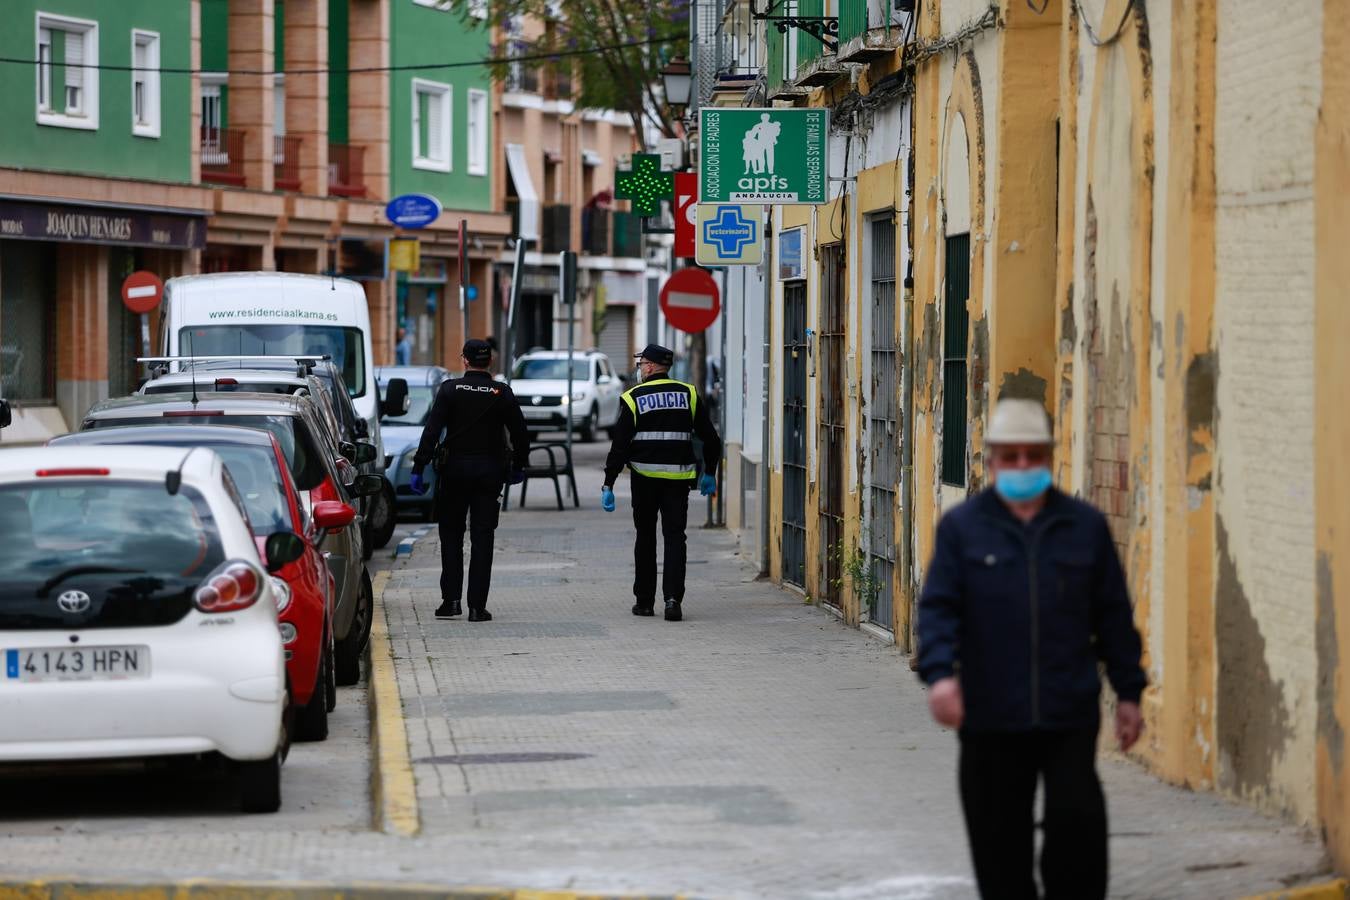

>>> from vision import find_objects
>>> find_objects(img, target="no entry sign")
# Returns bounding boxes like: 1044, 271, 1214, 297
121, 270, 164, 314
660, 268, 720, 334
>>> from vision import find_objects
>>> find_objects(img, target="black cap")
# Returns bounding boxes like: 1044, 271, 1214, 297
462, 339, 493, 368
634, 343, 674, 366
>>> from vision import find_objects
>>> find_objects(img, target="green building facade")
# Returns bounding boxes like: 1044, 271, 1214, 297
0, 0, 194, 182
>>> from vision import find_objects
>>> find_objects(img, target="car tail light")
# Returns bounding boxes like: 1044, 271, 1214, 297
36, 468, 110, 477
270, 575, 292, 613
214, 378, 238, 387
195, 560, 264, 613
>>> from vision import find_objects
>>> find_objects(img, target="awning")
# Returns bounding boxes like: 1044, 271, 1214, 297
582, 149, 603, 168
504, 143, 540, 242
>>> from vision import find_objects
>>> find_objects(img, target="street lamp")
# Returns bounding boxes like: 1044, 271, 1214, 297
660, 57, 692, 115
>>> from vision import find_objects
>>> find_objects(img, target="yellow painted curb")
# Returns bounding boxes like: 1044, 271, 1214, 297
1240, 879, 1349, 900
0, 880, 690, 899
367, 568, 420, 837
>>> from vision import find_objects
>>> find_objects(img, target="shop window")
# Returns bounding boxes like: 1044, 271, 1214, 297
36, 12, 99, 130
467, 89, 488, 176
412, 79, 452, 172
1, 243, 57, 402
132, 30, 160, 138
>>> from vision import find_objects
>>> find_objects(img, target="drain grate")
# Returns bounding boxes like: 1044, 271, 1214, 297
416, 752, 591, 765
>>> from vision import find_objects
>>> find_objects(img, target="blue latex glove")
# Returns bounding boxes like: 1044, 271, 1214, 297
509, 468, 526, 485
409, 472, 428, 495
601, 486, 616, 512
698, 474, 717, 497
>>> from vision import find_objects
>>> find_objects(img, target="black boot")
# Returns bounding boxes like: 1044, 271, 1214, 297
435, 599, 462, 619
632, 601, 655, 617
467, 608, 493, 622
664, 600, 682, 622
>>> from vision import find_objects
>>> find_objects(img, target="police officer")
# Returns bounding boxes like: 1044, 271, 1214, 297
410, 339, 529, 622
602, 344, 722, 621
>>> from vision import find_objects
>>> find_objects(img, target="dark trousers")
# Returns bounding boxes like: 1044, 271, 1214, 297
437, 473, 503, 609
958, 728, 1107, 900
630, 473, 691, 605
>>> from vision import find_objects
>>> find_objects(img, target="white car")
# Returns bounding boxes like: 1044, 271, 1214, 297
0, 446, 296, 812
510, 350, 624, 442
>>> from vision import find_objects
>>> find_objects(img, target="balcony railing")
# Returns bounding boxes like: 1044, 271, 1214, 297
612, 210, 642, 258
541, 204, 572, 254
274, 134, 302, 192
201, 126, 246, 187
505, 61, 540, 94
582, 208, 610, 256
328, 143, 366, 197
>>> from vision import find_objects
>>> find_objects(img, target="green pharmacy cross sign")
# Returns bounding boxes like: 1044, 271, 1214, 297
615, 154, 674, 217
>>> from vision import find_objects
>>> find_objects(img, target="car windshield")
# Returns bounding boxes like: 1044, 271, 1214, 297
0, 481, 225, 630
179, 325, 366, 399
512, 358, 588, 381
381, 385, 435, 426
86, 414, 328, 492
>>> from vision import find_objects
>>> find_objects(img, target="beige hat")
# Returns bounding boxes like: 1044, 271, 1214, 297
985, 398, 1053, 445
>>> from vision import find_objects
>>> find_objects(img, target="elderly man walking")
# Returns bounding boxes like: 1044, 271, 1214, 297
917, 398, 1147, 900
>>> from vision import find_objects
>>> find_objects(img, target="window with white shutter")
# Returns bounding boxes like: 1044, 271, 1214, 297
36, 12, 98, 129
411, 79, 452, 172
467, 89, 488, 176
132, 30, 160, 137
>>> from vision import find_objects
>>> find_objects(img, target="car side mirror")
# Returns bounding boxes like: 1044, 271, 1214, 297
353, 440, 378, 465
352, 474, 384, 498
353, 418, 369, 437
597, 375, 612, 385
339, 440, 357, 462
382, 378, 410, 418
0, 399, 10, 429
312, 500, 357, 532
264, 530, 306, 573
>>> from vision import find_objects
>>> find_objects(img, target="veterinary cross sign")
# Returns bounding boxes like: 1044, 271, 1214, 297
615, 154, 674, 217
702, 207, 757, 258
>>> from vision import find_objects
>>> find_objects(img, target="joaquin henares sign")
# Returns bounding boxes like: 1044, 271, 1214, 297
0, 198, 206, 250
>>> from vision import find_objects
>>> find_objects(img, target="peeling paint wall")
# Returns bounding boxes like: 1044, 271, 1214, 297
1213, 0, 1322, 823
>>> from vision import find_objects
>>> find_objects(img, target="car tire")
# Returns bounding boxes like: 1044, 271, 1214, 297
324, 620, 337, 712
370, 478, 397, 549
334, 570, 373, 686
294, 648, 330, 743
237, 750, 282, 814
580, 408, 598, 443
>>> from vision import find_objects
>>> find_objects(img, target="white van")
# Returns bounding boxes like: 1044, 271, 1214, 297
158, 272, 389, 462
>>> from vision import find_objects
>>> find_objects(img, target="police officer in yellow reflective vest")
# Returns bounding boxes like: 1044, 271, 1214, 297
602, 344, 722, 621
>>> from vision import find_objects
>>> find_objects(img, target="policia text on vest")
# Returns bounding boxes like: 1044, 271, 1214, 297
603, 345, 723, 622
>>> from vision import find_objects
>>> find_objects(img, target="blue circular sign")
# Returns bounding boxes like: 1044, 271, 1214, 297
385, 193, 442, 229
466, 284, 479, 301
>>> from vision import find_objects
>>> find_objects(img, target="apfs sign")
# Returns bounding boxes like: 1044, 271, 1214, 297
699, 108, 829, 205
385, 193, 442, 229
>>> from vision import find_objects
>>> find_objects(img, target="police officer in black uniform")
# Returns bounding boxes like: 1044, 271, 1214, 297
602, 344, 722, 621
410, 339, 529, 622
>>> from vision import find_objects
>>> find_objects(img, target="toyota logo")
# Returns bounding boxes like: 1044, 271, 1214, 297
532, 396, 542, 405
56, 590, 92, 614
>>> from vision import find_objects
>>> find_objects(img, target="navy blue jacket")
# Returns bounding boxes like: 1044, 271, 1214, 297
917, 487, 1146, 733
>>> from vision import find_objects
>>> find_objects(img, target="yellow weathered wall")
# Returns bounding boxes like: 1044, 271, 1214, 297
1315, 0, 1350, 868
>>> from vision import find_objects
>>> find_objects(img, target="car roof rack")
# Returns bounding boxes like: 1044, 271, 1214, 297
138, 355, 333, 379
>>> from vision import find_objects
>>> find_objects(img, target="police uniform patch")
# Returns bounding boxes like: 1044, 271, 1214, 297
635, 391, 690, 414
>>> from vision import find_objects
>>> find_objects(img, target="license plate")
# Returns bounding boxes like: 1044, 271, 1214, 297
5, 646, 150, 682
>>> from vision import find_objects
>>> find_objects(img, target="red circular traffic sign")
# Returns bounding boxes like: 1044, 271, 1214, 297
659, 268, 720, 334
121, 270, 164, 314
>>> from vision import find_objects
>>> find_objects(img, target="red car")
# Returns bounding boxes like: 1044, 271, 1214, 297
48, 425, 354, 742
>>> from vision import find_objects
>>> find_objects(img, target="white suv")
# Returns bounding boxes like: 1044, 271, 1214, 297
509, 350, 624, 442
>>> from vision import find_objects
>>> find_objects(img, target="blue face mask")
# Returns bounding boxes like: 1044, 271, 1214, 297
994, 466, 1053, 503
